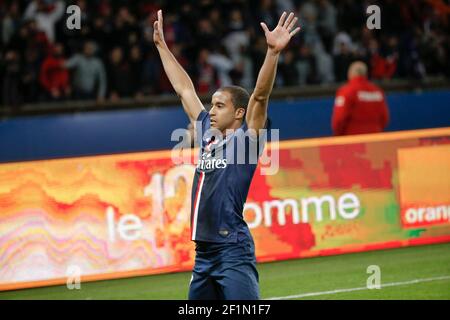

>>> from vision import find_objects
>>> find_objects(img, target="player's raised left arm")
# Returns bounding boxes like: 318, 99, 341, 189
246, 12, 301, 134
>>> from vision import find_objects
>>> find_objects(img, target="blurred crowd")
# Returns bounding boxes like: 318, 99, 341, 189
1, 0, 449, 107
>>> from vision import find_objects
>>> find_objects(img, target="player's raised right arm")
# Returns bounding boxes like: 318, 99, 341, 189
153, 10, 204, 122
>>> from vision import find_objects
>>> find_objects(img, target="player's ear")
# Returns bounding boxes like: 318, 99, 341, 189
235, 107, 245, 120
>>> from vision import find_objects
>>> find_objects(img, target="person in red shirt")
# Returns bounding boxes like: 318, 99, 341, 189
332, 61, 390, 135
39, 43, 71, 100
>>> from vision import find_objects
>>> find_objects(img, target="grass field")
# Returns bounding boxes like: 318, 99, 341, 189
1, 243, 449, 300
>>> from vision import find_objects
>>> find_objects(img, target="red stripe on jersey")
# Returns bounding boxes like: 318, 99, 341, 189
191, 171, 205, 240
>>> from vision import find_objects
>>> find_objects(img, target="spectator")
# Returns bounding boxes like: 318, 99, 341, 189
299, 1, 321, 48
8, 19, 48, 55
250, 36, 267, 86
333, 31, 354, 56
275, 0, 295, 15
196, 18, 218, 50
24, 0, 65, 43
256, 0, 278, 30
6, 23, 30, 54
112, 6, 138, 49
196, 48, 218, 94
369, 38, 397, 80
2, 2, 21, 46
141, 48, 161, 95
300, 0, 334, 84
223, 9, 250, 65
317, 0, 337, 52
106, 46, 133, 100
1, 50, 22, 107
336, 0, 365, 34
39, 43, 70, 101
228, 44, 249, 87
334, 40, 355, 82
65, 41, 107, 101
332, 61, 389, 135
207, 46, 234, 87
208, 8, 225, 37
91, 16, 115, 53
21, 48, 41, 104
296, 44, 316, 85
129, 45, 144, 98
279, 49, 299, 86
0, 0, 449, 107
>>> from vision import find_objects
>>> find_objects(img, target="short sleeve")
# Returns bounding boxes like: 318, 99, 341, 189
194, 110, 210, 147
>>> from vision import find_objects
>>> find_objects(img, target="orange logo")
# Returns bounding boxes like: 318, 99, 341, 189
398, 144, 450, 228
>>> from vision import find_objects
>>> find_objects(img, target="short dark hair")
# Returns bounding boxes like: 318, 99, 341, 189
217, 85, 250, 112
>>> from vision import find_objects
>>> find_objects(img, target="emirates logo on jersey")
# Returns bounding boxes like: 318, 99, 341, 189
196, 136, 227, 172
196, 151, 227, 172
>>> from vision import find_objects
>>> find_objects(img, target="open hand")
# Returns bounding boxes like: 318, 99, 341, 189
260, 12, 301, 54
153, 9, 166, 48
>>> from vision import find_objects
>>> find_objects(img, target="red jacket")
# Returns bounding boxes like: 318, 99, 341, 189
332, 76, 389, 136
39, 55, 69, 93
371, 53, 397, 80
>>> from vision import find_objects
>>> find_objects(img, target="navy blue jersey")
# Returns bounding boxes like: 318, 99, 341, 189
190, 110, 270, 243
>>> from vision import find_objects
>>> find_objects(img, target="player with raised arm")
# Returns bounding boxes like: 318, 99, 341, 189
153, 9, 300, 300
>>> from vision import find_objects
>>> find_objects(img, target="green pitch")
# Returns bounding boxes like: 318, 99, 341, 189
1, 243, 449, 300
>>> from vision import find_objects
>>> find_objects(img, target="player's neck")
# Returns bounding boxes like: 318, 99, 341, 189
221, 120, 243, 136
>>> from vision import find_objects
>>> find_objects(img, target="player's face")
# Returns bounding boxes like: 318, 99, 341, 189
209, 91, 238, 132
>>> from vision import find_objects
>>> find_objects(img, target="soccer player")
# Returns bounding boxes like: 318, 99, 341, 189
153, 9, 300, 300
